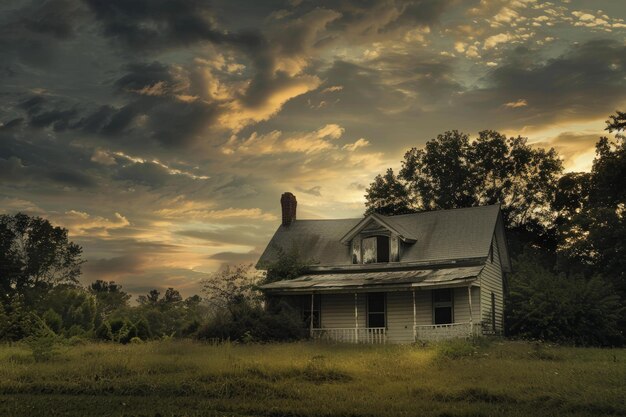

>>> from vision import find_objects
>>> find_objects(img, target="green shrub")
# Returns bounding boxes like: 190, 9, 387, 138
25, 321, 60, 362
506, 254, 624, 346
196, 300, 307, 343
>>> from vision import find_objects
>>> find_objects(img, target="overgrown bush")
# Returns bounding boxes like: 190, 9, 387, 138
196, 300, 307, 343
505, 254, 624, 346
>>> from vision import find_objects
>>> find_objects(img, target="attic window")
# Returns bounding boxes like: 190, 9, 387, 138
362, 235, 390, 264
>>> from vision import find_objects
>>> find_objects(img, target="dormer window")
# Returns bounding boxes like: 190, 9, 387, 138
343, 213, 413, 265
352, 234, 397, 264
362, 235, 390, 263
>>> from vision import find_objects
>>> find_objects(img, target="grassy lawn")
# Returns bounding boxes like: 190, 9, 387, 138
0, 339, 624, 417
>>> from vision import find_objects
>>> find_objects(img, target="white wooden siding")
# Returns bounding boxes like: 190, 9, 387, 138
477, 234, 504, 333
386, 291, 415, 343
320, 293, 366, 329
453, 286, 481, 324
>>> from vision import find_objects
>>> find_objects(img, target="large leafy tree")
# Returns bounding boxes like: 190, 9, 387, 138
554, 112, 626, 296
394, 130, 562, 227
0, 213, 83, 304
364, 168, 414, 215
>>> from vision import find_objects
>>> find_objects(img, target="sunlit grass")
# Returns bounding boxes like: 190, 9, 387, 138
0, 340, 624, 416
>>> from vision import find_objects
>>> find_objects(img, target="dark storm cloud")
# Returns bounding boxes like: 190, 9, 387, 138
82, 0, 222, 50
461, 40, 626, 126
114, 62, 175, 93
18, 95, 79, 132
19, 0, 82, 39
75, 105, 119, 135
0, 129, 98, 189
82, 0, 265, 54
0, 153, 96, 189
0, 0, 85, 67
293, 0, 453, 39
148, 99, 218, 148
13, 63, 217, 149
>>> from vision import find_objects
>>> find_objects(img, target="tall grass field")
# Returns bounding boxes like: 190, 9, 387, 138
0, 339, 624, 417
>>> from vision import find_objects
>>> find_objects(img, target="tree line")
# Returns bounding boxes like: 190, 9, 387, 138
0, 214, 304, 347
364, 111, 626, 345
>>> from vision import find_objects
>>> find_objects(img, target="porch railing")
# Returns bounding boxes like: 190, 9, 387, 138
414, 322, 480, 342
311, 327, 387, 344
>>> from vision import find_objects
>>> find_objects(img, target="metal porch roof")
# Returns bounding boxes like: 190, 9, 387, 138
260, 265, 484, 293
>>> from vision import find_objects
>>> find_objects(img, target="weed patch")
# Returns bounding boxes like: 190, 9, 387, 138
436, 339, 478, 360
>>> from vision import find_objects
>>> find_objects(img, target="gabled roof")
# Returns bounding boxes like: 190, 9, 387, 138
339, 213, 417, 244
257, 205, 510, 272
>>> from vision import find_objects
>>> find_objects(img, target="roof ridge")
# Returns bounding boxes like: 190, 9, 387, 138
388, 204, 500, 218
290, 204, 500, 222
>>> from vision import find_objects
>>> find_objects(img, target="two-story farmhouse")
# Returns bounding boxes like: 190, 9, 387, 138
257, 192, 511, 344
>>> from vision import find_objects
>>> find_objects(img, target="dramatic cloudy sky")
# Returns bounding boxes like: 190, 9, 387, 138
1, 0, 625, 297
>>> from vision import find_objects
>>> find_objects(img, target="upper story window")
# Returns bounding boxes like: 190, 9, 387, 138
362, 235, 389, 263
351, 234, 399, 264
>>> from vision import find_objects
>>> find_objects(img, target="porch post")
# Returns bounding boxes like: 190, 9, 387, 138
354, 292, 358, 343
467, 285, 473, 336
412, 289, 417, 342
310, 293, 314, 337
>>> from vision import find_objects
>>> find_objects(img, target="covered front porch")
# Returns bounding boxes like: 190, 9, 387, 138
303, 286, 481, 344
262, 264, 484, 344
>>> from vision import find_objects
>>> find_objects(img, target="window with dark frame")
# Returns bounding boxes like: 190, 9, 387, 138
432, 288, 453, 325
302, 295, 321, 328
367, 292, 386, 328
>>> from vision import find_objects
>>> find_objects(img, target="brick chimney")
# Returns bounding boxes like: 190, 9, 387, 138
280, 192, 297, 226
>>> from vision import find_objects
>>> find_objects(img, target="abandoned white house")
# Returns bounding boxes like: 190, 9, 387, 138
257, 192, 511, 343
